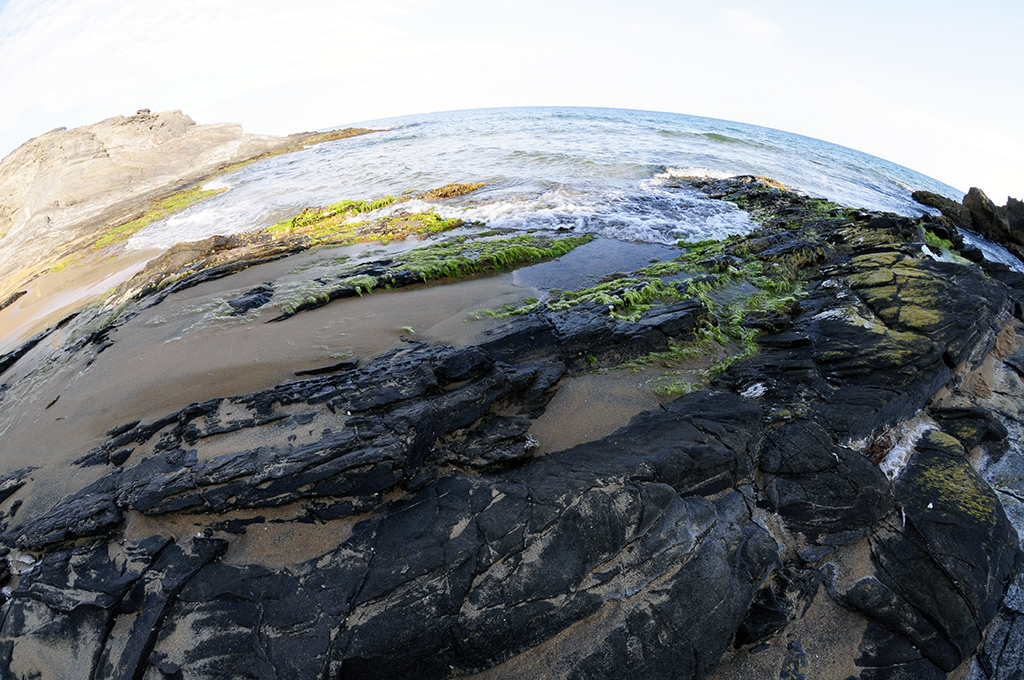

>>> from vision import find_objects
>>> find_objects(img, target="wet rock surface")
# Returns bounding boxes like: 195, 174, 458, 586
915, 187, 1024, 262
1, 177, 1024, 678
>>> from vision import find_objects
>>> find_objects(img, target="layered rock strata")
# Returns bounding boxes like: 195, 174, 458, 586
0, 109, 373, 299
0, 177, 1022, 678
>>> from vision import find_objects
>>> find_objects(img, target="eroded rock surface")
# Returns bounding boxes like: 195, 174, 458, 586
0, 109, 372, 299
0, 177, 1023, 678
915, 187, 1024, 262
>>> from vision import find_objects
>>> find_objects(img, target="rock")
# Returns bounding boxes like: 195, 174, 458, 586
965, 188, 1014, 244
1007, 197, 1024, 234
226, 283, 274, 315
11, 297, 708, 550
912, 190, 972, 231
0, 291, 25, 313
973, 608, 1024, 680
930, 405, 1008, 452
0, 312, 77, 379
1, 175, 1023, 678
844, 431, 1018, 672
0, 110, 376, 301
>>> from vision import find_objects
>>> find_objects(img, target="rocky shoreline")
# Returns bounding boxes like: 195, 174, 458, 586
0, 171, 1023, 678
0, 109, 377, 307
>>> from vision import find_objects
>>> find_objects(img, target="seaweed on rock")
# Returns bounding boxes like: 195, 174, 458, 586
2, 177, 1024, 679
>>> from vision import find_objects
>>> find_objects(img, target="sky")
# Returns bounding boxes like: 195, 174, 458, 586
0, 0, 1021, 201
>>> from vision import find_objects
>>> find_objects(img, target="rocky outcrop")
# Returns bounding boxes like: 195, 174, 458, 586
0, 177, 1023, 678
914, 187, 1024, 260
913, 190, 973, 232
0, 110, 373, 298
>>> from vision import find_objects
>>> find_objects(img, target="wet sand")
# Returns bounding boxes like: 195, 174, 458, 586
0, 247, 160, 354
0, 235, 685, 567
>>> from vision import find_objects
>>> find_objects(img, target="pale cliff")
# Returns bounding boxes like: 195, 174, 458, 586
0, 110, 287, 296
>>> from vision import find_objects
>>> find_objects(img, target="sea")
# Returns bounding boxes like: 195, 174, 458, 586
128, 106, 1004, 260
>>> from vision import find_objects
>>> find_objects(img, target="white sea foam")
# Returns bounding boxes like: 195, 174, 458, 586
126, 108, 964, 251
655, 167, 736, 181
962, 231, 1024, 273
434, 186, 755, 245
877, 417, 938, 482
128, 206, 241, 250
740, 383, 767, 399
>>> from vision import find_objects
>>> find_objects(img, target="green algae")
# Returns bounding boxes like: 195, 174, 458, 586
420, 183, 487, 199
917, 453, 997, 523
265, 184, 488, 248
845, 257, 955, 335
396, 233, 595, 282
546, 277, 680, 322
93, 185, 227, 250
469, 219, 808, 396
273, 232, 595, 317
923, 229, 954, 251
267, 196, 398, 238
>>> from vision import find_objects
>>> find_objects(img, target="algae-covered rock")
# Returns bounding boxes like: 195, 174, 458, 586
2, 175, 1024, 679
847, 431, 1018, 672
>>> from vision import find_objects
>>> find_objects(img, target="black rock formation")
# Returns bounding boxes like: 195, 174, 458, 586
1, 177, 1023, 678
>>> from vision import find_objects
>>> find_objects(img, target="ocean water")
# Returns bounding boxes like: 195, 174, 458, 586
129, 107, 965, 251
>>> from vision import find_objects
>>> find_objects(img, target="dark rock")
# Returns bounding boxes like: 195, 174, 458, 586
857, 621, 924, 667
734, 566, 821, 648
1007, 197, 1024, 234
0, 313, 78, 379
930, 405, 1008, 452
912, 190, 972, 231
845, 431, 1018, 672
778, 641, 809, 680
294, 358, 360, 376
734, 584, 790, 647
798, 545, 835, 563
3, 176, 1024, 678
923, 214, 966, 249
858, 659, 945, 680
226, 283, 274, 315
962, 243, 987, 262
965, 187, 1015, 246
140, 443, 777, 679
0, 290, 26, 313
8, 296, 710, 551
0, 468, 34, 506
973, 609, 1024, 680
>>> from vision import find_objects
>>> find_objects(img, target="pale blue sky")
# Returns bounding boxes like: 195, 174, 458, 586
0, 0, 1021, 200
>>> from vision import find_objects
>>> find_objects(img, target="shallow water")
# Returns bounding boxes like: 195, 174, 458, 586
129, 107, 964, 250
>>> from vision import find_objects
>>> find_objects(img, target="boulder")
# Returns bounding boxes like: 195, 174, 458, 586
964, 187, 1014, 245
913, 189, 972, 231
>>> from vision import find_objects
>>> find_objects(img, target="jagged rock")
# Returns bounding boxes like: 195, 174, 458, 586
930, 405, 1008, 452
0, 312, 77, 379
1007, 198, 1024, 234
2, 176, 1024, 678
760, 419, 891, 542
844, 431, 1018, 672
965, 187, 1015, 244
912, 190, 973, 231
226, 283, 274, 315
0, 292, 25, 313
0, 536, 227, 678
11, 298, 707, 550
